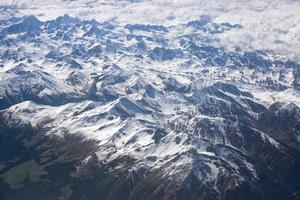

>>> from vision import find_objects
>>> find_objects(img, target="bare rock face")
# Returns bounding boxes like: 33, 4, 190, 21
259, 102, 300, 151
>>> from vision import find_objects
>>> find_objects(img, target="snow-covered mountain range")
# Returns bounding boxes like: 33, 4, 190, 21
0, 4, 300, 200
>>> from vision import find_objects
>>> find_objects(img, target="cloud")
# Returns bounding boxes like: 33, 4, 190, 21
1, 0, 300, 61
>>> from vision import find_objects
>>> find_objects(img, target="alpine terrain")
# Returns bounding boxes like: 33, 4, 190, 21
0, 1, 300, 200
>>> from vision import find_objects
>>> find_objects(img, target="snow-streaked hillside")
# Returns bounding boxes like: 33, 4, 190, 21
0, 5, 300, 200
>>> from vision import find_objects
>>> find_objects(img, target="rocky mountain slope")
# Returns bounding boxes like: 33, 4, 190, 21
0, 14, 300, 200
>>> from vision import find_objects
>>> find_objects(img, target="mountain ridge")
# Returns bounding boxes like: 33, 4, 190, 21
0, 14, 300, 200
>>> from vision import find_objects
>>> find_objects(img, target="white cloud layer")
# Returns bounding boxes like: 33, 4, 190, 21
1, 0, 300, 61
